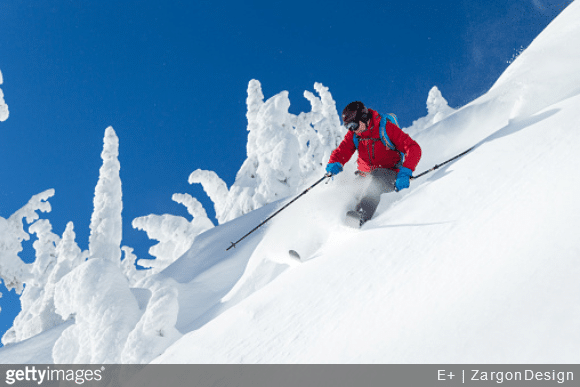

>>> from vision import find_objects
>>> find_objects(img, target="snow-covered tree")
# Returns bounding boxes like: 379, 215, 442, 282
53, 258, 141, 363
188, 170, 231, 222
55, 222, 87, 275
89, 126, 123, 265
296, 82, 344, 175
121, 278, 182, 363
121, 246, 147, 286
2, 222, 87, 345
190, 80, 344, 224
407, 86, 456, 135
28, 220, 60, 285
51, 127, 142, 363
2, 127, 134, 349
426, 86, 455, 123
0, 69, 9, 122
3, 219, 61, 344
236, 82, 302, 206
132, 193, 214, 274
0, 189, 54, 294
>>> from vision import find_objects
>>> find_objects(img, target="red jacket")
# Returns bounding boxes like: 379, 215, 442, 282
329, 109, 422, 173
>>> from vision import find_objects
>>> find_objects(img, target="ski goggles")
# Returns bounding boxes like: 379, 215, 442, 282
345, 121, 360, 131
342, 109, 358, 131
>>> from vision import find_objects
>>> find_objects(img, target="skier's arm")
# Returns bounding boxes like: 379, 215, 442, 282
328, 131, 357, 166
387, 122, 422, 171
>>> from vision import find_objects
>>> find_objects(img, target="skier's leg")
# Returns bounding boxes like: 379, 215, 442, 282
354, 168, 396, 223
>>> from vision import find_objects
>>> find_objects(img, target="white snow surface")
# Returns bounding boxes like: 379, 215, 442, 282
1, 1, 580, 364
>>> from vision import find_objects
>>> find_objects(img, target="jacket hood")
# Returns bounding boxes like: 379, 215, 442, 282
357, 109, 381, 139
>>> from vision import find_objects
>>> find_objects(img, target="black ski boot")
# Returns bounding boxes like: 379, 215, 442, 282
345, 208, 367, 228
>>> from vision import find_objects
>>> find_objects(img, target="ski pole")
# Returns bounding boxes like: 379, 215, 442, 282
226, 174, 331, 251
411, 146, 474, 180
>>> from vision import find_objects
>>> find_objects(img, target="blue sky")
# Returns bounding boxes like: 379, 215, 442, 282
0, 0, 571, 340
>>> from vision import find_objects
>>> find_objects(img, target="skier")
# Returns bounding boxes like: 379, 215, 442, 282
326, 101, 422, 227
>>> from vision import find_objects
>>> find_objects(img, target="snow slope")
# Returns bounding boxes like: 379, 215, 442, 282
152, 94, 580, 363
0, 0, 579, 365
151, 0, 580, 363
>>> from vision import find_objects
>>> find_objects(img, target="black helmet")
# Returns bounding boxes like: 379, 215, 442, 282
342, 101, 370, 131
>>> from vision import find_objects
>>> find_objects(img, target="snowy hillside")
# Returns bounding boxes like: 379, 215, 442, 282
151, 0, 580, 363
1, 0, 579, 364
